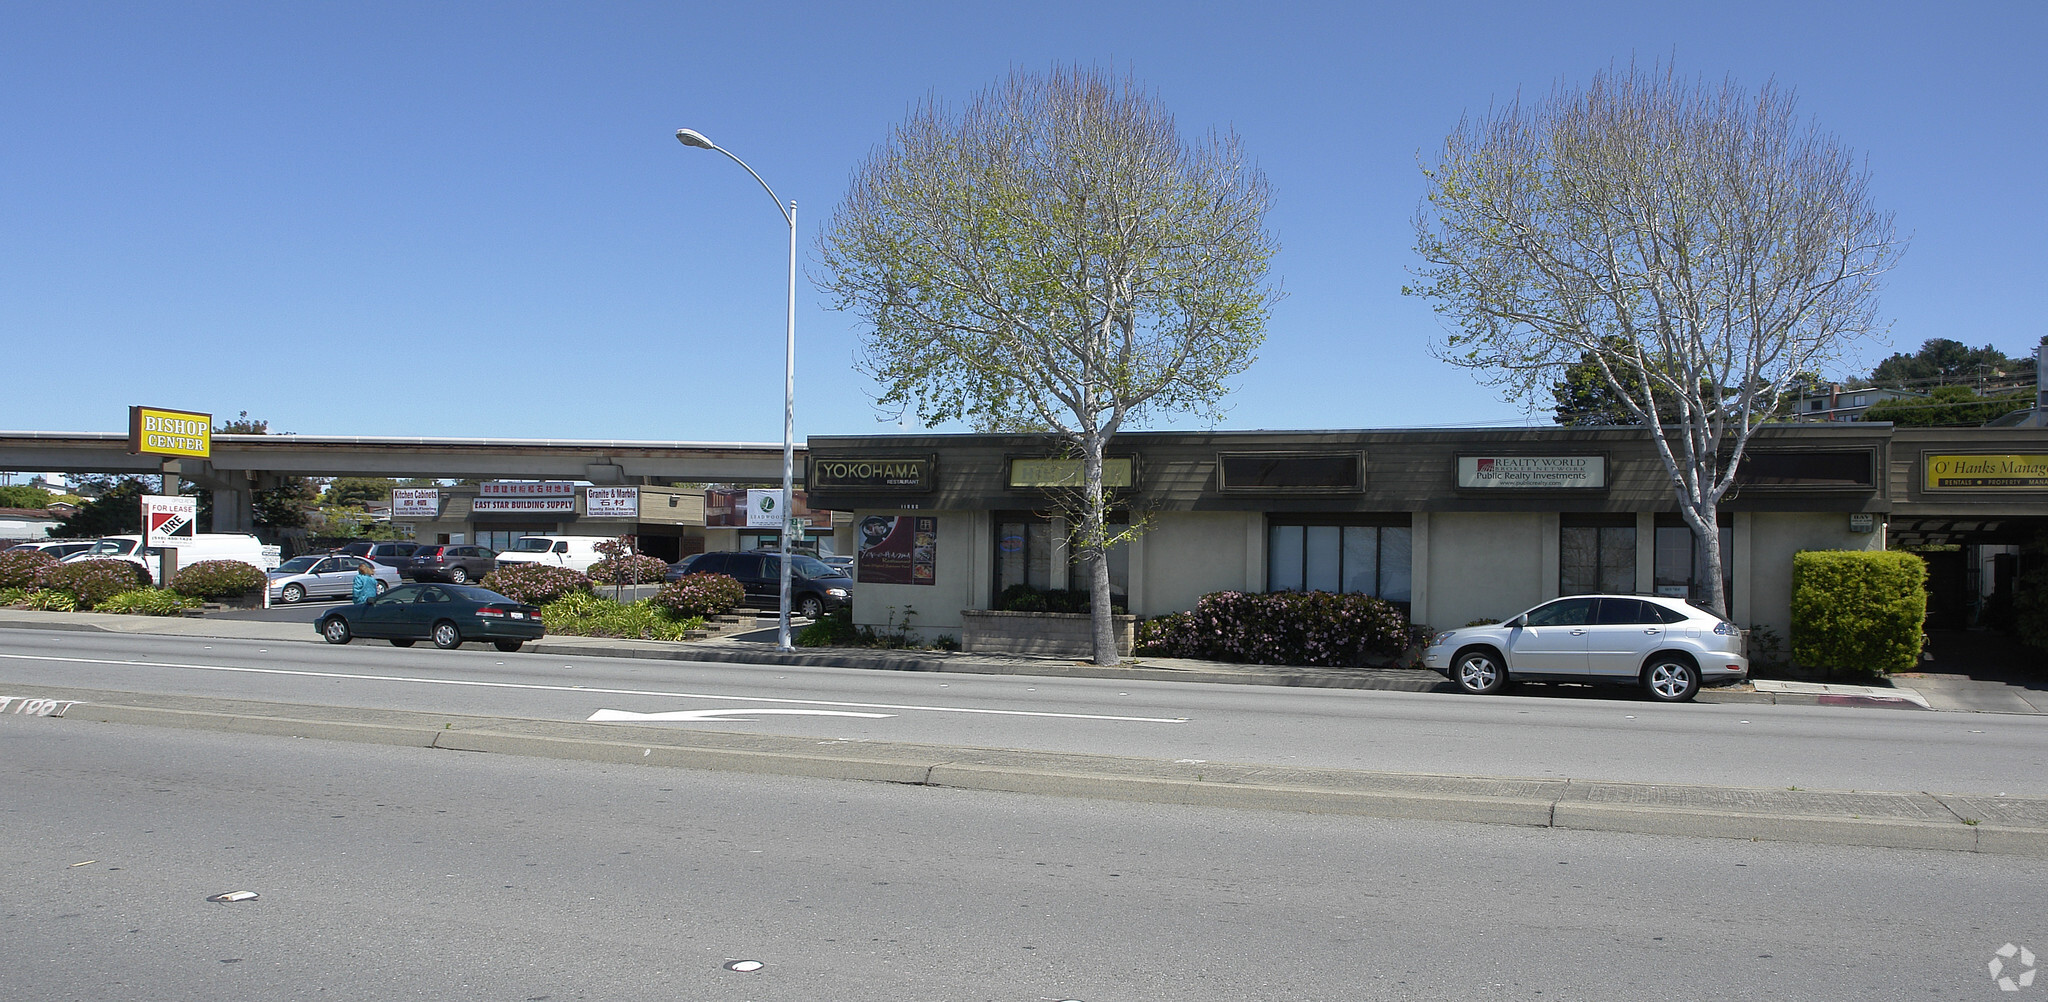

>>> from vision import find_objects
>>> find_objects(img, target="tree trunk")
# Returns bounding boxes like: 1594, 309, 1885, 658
1080, 439, 1119, 666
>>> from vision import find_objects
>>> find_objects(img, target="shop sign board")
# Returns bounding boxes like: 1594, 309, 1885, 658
142, 494, 198, 546
809, 457, 932, 491
1457, 456, 1605, 489
745, 489, 787, 529
391, 489, 440, 518
857, 515, 936, 586
1008, 457, 1134, 489
1922, 454, 2048, 491
127, 406, 212, 459
586, 487, 640, 518
476, 480, 576, 513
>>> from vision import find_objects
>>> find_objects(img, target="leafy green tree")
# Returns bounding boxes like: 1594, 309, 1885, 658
0, 485, 54, 509
54, 478, 147, 537
1862, 385, 2031, 426
322, 477, 398, 507
215, 411, 270, 435
819, 65, 1281, 664
1410, 62, 1901, 617
1869, 338, 2017, 387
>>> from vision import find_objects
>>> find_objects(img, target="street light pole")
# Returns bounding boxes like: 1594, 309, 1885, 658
676, 128, 797, 650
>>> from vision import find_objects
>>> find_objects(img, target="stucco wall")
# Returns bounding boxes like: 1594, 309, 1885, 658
1424, 512, 1548, 628
849, 510, 977, 642
1131, 512, 1256, 617
1743, 512, 1885, 641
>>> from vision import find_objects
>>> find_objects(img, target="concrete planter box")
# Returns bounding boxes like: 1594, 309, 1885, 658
204, 589, 267, 610
960, 609, 1135, 658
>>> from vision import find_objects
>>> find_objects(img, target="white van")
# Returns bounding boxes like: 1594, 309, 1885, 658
62, 533, 271, 586
491, 535, 614, 573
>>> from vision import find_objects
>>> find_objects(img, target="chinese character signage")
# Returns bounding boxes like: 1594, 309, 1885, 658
1457, 456, 1605, 489
586, 487, 640, 517
391, 489, 440, 518
857, 515, 936, 586
475, 481, 576, 513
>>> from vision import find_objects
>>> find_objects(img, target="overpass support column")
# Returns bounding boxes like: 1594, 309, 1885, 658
209, 487, 254, 533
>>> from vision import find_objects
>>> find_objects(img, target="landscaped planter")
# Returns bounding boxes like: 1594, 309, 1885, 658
960, 609, 1135, 658
206, 589, 266, 610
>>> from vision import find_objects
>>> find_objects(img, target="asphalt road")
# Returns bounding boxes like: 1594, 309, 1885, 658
5, 716, 2043, 1002
5, 628, 2048, 796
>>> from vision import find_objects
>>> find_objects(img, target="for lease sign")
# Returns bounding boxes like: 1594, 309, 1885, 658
127, 406, 212, 458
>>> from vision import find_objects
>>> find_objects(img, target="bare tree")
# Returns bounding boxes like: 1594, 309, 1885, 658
1409, 62, 1902, 617
819, 66, 1281, 665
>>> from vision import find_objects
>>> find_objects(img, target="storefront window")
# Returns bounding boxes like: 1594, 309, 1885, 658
996, 518, 1054, 593
1561, 518, 1635, 595
1654, 523, 1733, 608
1268, 522, 1410, 604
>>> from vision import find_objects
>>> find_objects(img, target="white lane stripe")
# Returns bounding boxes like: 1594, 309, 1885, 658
0, 652, 1188, 724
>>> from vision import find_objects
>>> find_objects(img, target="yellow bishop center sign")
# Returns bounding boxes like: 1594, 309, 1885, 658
128, 406, 213, 459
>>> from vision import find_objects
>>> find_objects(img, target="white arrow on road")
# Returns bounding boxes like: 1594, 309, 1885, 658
588, 707, 894, 723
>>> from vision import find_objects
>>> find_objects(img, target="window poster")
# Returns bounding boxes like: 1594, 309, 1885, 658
857, 515, 936, 586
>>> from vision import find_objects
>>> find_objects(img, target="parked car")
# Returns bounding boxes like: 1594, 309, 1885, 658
7, 540, 95, 559
1423, 594, 1749, 703
336, 541, 423, 575
268, 554, 401, 604
405, 544, 498, 584
820, 554, 854, 575
491, 535, 612, 573
315, 582, 545, 652
62, 533, 268, 586
675, 550, 852, 620
663, 552, 706, 582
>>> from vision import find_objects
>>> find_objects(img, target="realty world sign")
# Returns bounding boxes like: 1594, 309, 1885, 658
143, 495, 198, 546
1457, 456, 1606, 489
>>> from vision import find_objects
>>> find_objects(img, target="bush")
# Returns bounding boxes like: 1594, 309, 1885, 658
0, 586, 27, 606
36, 559, 149, 610
588, 554, 672, 585
2008, 565, 2048, 653
796, 607, 862, 647
0, 549, 58, 589
481, 563, 592, 605
653, 573, 745, 618
995, 584, 1123, 614
537, 592, 699, 641
1135, 590, 1414, 668
1790, 550, 1928, 675
170, 559, 268, 599
95, 588, 201, 616
23, 589, 75, 611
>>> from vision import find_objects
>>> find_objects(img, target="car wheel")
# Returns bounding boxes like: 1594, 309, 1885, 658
375, 580, 389, 595
1453, 648, 1508, 695
281, 583, 306, 604
432, 621, 463, 650
1642, 656, 1700, 702
449, 567, 469, 584
797, 595, 825, 620
493, 640, 524, 653
389, 639, 416, 648
320, 616, 352, 645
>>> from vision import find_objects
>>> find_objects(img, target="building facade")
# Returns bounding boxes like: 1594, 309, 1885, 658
806, 425, 2048, 645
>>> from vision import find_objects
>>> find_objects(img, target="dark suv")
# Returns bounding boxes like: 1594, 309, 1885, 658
674, 551, 852, 620
337, 541, 422, 574
405, 544, 498, 584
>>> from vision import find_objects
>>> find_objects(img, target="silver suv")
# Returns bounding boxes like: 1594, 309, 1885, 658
1423, 595, 1748, 702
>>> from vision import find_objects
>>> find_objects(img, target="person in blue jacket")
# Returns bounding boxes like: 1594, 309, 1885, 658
351, 561, 381, 603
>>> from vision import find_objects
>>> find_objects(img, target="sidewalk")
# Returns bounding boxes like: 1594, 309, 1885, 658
5, 607, 2047, 858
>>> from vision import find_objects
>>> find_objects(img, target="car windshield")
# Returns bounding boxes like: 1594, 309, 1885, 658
788, 555, 836, 579
275, 557, 321, 573
506, 538, 554, 552
86, 539, 136, 556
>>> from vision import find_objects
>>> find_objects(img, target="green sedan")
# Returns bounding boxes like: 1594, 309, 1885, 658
316, 583, 544, 652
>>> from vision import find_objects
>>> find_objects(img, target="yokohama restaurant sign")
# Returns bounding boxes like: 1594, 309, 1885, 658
1457, 456, 1605, 489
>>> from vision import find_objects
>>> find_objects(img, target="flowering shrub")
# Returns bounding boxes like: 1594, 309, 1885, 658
35, 559, 147, 610
170, 559, 267, 599
480, 563, 592, 605
653, 573, 745, 618
0, 549, 58, 589
588, 554, 671, 585
1134, 590, 1414, 668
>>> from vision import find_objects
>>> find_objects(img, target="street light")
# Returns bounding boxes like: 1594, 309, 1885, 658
675, 127, 798, 650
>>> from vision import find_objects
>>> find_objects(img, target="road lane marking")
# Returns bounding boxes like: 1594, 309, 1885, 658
0, 652, 1187, 724
588, 708, 894, 722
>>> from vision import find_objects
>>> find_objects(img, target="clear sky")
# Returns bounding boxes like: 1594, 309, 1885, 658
3, 1, 2042, 446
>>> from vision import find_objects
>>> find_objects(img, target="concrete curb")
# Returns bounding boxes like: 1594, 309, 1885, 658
12, 684, 2044, 859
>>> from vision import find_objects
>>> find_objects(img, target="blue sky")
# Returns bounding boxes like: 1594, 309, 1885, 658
3, 1, 2042, 445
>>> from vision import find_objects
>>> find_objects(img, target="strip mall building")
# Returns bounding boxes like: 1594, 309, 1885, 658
804, 424, 2048, 643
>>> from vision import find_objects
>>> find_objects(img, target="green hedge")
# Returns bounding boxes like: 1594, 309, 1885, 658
480, 564, 592, 605
1790, 550, 1927, 675
1136, 590, 1414, 668
170, 559, 267, 599
35, 559, 150, 610
653, 573, 745, 618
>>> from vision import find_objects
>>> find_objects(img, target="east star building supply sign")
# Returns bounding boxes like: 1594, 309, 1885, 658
127, 406, 212, 459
